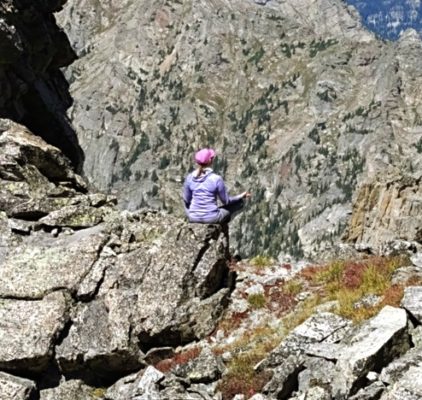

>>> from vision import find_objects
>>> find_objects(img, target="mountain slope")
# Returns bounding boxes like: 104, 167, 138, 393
57, 0, 422, 259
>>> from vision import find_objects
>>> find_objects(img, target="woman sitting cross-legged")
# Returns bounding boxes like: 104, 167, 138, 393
182, 148, 251, 224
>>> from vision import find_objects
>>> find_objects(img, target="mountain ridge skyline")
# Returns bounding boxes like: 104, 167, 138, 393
346, 0, 422, 40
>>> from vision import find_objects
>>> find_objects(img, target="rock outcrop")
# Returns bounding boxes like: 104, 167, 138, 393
57, 0, 422, 259
0, 0, 83, 169
0, 291, 69, 374
344, 172, 422, 254
40, 379, 100, 400
258, 306, 415, 400
0, 120, 233, 392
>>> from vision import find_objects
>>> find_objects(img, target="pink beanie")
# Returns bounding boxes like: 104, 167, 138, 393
194, 148, 215, 165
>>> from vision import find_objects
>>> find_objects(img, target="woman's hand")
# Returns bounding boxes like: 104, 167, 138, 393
241, 191, 252, 199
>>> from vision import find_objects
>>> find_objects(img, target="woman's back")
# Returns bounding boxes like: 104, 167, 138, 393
183, 148, 249, 224
184, 169, 222, 222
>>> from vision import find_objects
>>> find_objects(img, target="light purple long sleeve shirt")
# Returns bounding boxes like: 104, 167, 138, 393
183, 168, 243, 223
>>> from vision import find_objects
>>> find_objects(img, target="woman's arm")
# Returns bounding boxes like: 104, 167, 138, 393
182, 178, 192, 212
216, 176, 244, 204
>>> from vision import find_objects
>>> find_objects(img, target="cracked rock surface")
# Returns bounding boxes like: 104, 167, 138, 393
0, 120, 233, 391
0, 291, 69, 373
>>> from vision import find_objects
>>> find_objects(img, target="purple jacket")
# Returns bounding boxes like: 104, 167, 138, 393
183, 168, 243, 223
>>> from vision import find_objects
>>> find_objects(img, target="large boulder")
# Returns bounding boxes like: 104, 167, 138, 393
260, 312, 352, 369
0, 226, 108, 299
106, 366, 165, 400
106, 365, 220, 400
56, 212, 233, 380
401, 286, 422, 324
261, 312, 351, 399
56, 289, 144, 381
380, 365, 422, 400
262, 307, 411, 399
380, 345, 422, 385
0, 119, 87, 220
298, 358, 337, 393
332, 306, 410, 398
102, 214, 233, 346
0, 291, 69, 373
263, 355, 306, 399
0, 122, 233, 386
40, 379, 101, 400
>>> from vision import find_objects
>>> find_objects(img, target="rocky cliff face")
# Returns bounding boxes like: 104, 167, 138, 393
57, 0, 422, 259
345, 172, 422, 253
0, 0, 83, 170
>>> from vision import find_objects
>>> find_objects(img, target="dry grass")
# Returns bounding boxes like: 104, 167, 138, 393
264, 281, 298, 317
91, 388, 107, 398
300, 264, 322, 281
214, 324, 280, 357
250, 255, 274, 270
282, 255, 411, 327
218, 368, 272, 400
308, 255, 410, 322
247, 293, 267, 309
215, 324, 281, 399
282, 294, 322, 332
283, 279, 303, 296
215, 310, 250, 335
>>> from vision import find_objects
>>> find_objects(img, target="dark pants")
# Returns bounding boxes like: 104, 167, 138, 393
217, 198, 244, 223
201, 199, 244, 259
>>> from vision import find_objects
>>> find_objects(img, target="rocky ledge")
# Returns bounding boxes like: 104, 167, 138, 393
0, 120, 234, 396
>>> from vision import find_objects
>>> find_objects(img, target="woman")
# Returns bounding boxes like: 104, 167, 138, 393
183, 148, 250, 224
